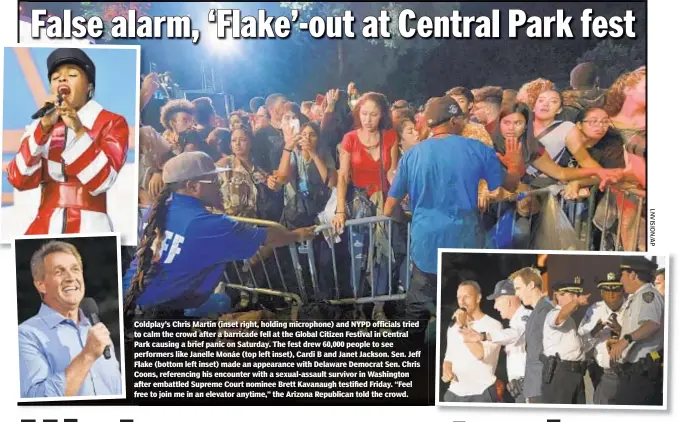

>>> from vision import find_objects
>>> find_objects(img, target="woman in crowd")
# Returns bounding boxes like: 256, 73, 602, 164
606, 66, 646, 187
175, 128, 221, 161
276, 122, 338, 300
332, 92, 401, 320
395, 114, 420, 153
215, 127, 282, 220
524, 89, 606, 186
228, 110, 251, 132
562, 107, 626, 194
602, 66, 647, 250
516, 78, 554, 110
277, 121, 337, 227
207, 127, 232, 158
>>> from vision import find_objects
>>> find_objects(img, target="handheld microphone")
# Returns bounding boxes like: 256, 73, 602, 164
80, 297, 111, 360
450, 306, 468, 327
31, 93, 63, 120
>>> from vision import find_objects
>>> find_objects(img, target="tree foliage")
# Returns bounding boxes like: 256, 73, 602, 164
576, 38, 646, 87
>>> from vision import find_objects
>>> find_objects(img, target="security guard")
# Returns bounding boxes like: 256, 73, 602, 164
609, 257, 664, 406
578, 273, 625, 404
541, 276, 589, 404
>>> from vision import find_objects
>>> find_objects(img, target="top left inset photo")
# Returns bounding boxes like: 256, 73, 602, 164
1, 44, 140, 245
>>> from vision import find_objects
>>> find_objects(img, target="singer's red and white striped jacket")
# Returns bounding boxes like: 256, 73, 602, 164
6, 100, 129, 235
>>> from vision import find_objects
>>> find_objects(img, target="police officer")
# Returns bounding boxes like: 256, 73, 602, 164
509, 267, 553, 403
578, 273, 625, 404
654, 268, 665, 297
609, 257, 664, 406
460, 279, 532, 403
541, 276, 589, 404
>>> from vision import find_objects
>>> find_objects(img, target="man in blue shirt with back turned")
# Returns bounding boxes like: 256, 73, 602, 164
123, 151, 316, 317
19, 241, 122, 398
385, 96, 525, 334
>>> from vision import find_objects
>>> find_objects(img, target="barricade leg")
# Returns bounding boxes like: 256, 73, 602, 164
600, 189, 612, 251
585, 190, 596, 251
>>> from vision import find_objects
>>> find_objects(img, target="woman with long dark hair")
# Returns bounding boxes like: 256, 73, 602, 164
483, 102, 623, 248
331, 92, 401, 320
215, 127, 282, 220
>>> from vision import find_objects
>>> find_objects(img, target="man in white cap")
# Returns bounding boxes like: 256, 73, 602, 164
461, 279, 532, 403
122, 151, 317, 317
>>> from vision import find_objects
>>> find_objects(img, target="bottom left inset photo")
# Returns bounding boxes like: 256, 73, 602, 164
13, 233, 126, 402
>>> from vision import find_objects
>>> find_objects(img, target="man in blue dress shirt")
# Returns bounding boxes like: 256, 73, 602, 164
19, 241, 122, 398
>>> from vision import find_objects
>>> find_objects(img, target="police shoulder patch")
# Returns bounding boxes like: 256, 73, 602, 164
643, 291, 655, 303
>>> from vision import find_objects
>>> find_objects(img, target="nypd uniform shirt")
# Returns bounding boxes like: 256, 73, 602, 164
543, 307, 585, 362
127, 194, 266, 309
578, 300, 619, 369
444, 315, 503, 396
619, 283, 664, 363
487, 305, 532, 381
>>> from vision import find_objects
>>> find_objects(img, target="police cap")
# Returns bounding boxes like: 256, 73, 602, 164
553, 276, 584, 294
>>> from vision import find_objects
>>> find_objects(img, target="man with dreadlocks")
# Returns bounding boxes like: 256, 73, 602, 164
123, 151, 316, 317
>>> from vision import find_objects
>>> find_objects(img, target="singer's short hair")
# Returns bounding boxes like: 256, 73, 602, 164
30, 241, 83, 281
458, 280, 482, 297
509, 267, 543, 290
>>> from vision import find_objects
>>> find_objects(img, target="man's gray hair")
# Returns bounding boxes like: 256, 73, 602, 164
30, 241, 82, 281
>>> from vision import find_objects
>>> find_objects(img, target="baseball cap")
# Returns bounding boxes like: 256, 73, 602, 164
423, 96, 465, 128
486, 279, 515, 300
162, 151, 229, 184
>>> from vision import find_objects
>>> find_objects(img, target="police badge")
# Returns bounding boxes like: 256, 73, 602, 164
643, 291, 655, 303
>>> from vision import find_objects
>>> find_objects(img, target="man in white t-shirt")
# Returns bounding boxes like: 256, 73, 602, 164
541, 277, 589, 404
461, 279, 532, 403
441, 280, 503, 402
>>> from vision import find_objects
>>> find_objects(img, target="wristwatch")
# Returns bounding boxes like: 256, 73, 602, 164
623, 334, 634, 344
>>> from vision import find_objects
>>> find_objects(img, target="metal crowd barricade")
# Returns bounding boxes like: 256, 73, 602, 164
223, 216, 305, 319
311, 216, 411, 305
490, 185, 560, 249
492, 184, 646, 251
596, 186, 646, 252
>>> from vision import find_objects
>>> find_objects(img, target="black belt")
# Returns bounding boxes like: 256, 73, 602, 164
556, 359, 587, 373
540, 354, 586, 373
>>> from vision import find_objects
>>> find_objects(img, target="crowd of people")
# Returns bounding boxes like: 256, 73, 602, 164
126, 61, 647, 319
441, 256, 664, 406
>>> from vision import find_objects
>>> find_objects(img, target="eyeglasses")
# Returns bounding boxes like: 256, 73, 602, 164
582, 120, 611, 127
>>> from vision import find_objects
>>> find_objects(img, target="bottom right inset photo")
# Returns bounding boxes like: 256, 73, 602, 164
435, 250, 668, 409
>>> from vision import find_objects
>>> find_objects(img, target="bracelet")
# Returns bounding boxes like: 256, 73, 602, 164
336, 211, 345, 215
284, 148, 293, 153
